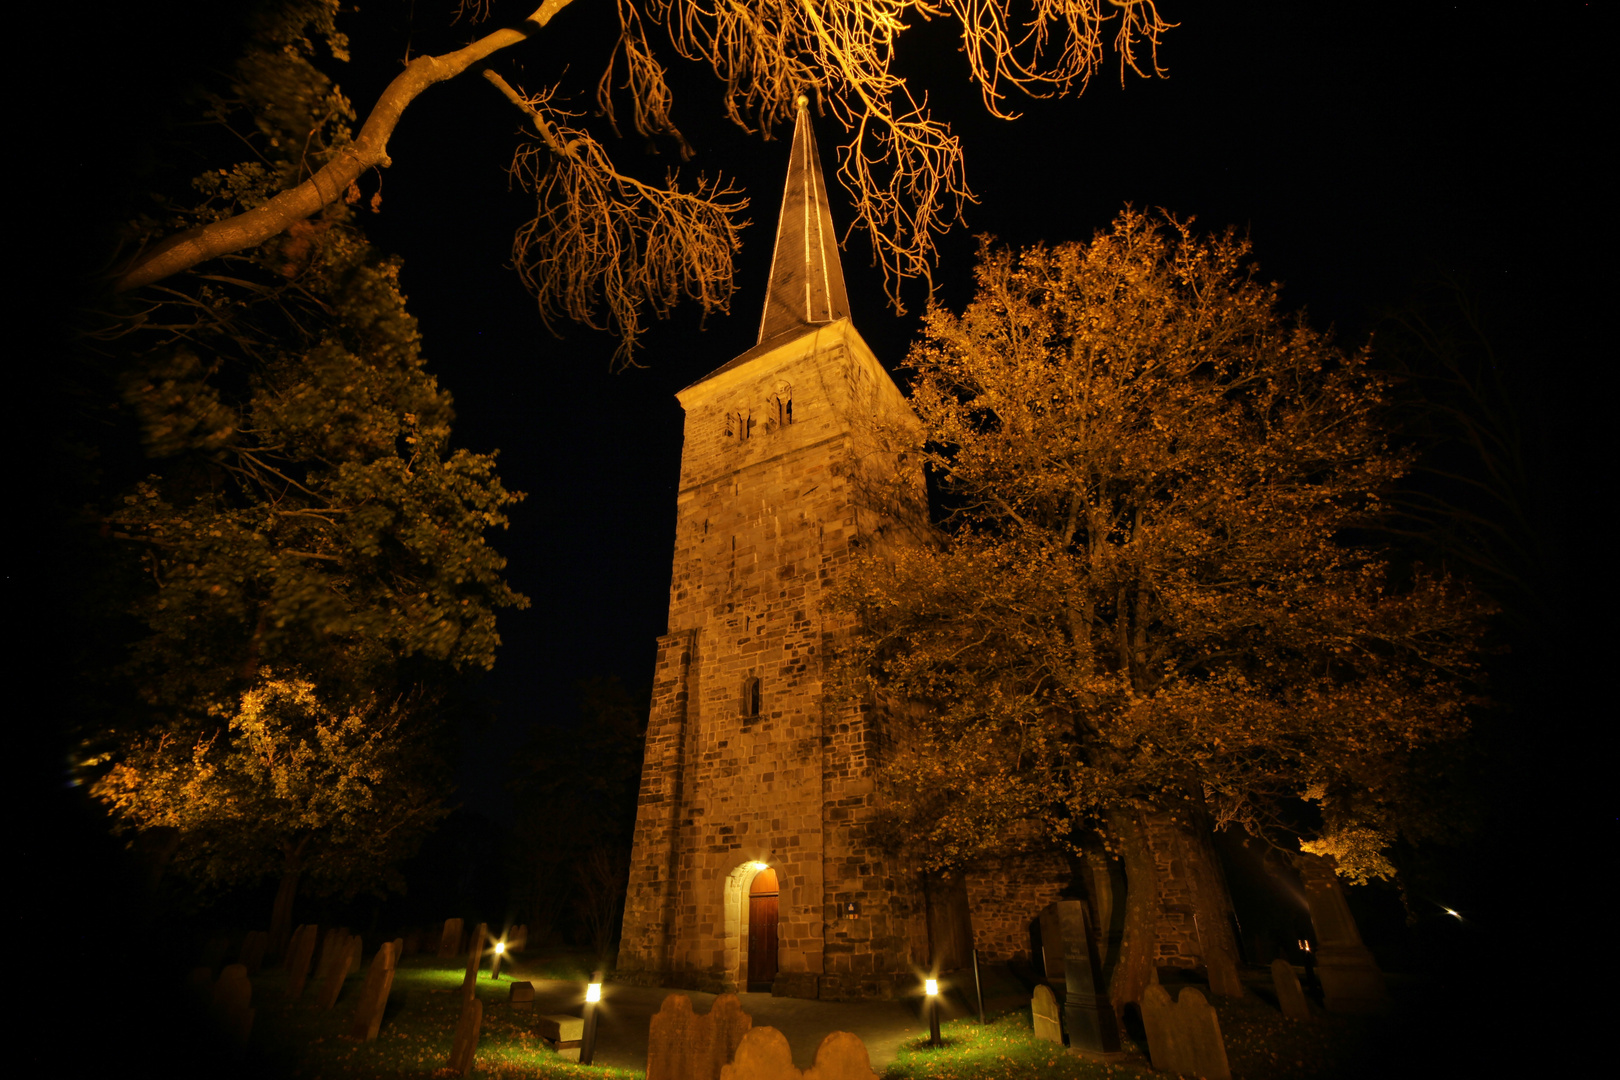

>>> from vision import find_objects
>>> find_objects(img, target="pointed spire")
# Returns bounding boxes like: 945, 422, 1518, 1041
757, 98, 851, 345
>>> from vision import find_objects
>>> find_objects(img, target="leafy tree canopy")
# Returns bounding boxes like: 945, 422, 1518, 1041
837, 211, 1494, 884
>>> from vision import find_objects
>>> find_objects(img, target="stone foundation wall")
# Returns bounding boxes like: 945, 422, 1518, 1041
964, 853, 1071, 964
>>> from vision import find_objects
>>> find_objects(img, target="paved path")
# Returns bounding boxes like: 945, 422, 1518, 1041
498, 961, 1034, 1072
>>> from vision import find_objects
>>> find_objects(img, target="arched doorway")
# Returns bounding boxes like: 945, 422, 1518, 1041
747, 866, 779, 991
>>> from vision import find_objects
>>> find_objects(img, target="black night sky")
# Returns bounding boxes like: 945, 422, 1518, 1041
22, 2, 1604, 1069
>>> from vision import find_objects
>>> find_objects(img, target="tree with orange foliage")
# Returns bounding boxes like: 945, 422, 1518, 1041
836, 211, 1493, 1006
109, 0, 1173, 362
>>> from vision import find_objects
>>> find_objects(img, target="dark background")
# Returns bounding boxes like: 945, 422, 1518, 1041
20, 0, 1602, 1071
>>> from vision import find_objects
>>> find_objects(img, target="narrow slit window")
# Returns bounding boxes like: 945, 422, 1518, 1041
741, 676, 761, 719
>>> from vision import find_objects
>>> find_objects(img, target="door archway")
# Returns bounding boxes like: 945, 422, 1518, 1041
746, 866, 779, 991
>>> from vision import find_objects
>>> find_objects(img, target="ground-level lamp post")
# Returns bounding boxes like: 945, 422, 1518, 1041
491, 939, 506, 981
925, 978, 941, 1047
970, 948, 985, 1025
580, 971, 603, 1065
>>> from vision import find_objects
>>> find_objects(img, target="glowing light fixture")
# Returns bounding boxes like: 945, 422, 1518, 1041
924, 978, 938, 996
495, 941, 506, 954
586, 981, 603, 1003
1444, 907, 1461, 919
752, 861, 769, 871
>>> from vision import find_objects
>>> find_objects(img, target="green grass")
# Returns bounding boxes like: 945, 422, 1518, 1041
884, 984, 1403, 1080
245, 955, 640, 1079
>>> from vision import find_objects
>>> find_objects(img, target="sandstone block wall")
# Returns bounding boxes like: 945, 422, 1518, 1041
618, 321, 930, 999
964, 853, 1071, 964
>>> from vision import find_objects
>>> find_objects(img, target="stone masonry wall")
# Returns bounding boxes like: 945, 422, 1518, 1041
964, 853, 1072, 964
618, 321, 929, 998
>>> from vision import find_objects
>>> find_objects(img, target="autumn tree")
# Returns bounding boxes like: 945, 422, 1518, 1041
78, 3, 526, 943
92, 673, 452, 945
836, 211, 1493, 1006
107, 0, 1174, 361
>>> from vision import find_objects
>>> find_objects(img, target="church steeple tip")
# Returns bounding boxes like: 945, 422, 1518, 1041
757, 99, 851, 345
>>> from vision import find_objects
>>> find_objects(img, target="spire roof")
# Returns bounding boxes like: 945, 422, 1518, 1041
756, 100, 850, 344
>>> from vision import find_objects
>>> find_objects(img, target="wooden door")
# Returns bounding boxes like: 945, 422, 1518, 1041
747, 868, 779, 991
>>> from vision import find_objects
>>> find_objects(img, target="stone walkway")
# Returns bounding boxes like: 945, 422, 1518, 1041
498, 961, 1034, 1072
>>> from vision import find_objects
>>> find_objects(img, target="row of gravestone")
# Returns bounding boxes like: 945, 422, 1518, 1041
433, 917, 528, 960
647, 993, 881, 1080
1029, 960, 1315, 1078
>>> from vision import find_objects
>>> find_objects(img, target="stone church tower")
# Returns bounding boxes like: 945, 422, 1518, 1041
614, 102, 933, 1000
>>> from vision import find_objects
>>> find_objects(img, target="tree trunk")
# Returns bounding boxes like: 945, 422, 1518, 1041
111, 0, 579, 293
1180, 819, 1247, 998
1104, 808, 1158, 1009
270, 867, 302, 964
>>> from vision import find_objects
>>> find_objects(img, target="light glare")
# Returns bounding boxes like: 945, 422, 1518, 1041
924, 978, 938, 996
586, 982, 602, 1003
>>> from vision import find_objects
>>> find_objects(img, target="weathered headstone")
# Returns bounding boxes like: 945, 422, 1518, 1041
1141, 983, 1230, 1080
461, 922, 488, 1005
1270, 958, 1310, 1020
284, 924, 319, 1000
210, 963, 255, 1048
509, 981, 536, 1011
345, 933, 363, 977
717, 1027, 878, 1080
314, 927, 341, 975
1037, 904, 1066, 981
647, 993, 754, 1080
1294, 853, 1391, 1014
438, 918, 464, 959
538, 1012, 585, 1060
1031, 984, 1063, 1045
347, 940, 397, 1042
314, 930, 353, 1010
1052, 899, 1121, 1056
238, 930, 269, 974
448, 997, 484, 1076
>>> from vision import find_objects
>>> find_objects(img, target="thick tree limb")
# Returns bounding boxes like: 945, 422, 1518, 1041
113, 1, 580, 293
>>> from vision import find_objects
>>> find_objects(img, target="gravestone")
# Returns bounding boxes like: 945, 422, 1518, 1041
717, 1028, 878, 1080
1141, 982, 1230, 1080
1270, 958, 1310, 1020
439, 918, 464, 959
314, 930, 353, 1010
314, 928, 341, 975
345, 934, 363, 977
238, 931, 269, 974
1037, 904, 1066, 981
461, 922, 488, 1005
509, 981, 536, 1011
1294, 853, 1391, 1014
449, 997, 483, 1076
647, 993, 753, 1080
538, 1013, 584, 1060
347, 940, 397, 1041
1031, 984, 1062, 1045
284, 924, 319, 1000
1052, 899, 1121, 1056
210, 963, 255, 1048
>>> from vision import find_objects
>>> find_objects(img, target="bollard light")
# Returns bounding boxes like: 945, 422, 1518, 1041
581, 972, 603, 1065
496, 941, 505, 954
925, 978, 941, 1047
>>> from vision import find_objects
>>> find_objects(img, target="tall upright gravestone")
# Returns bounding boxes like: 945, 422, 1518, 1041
284, 924, 319, 1000
461, 923, 488, 1005
449, 997, 483, 1076
348, 941, 397, 1041
1050, 900, 1121, 1056
439, 918, 464, 959
210, 963, 255, 1049
1293, 853, 1390, 1014
1141, 981, 1230, 1080
314, 930, 355, 1009
647, 993, 753, 1080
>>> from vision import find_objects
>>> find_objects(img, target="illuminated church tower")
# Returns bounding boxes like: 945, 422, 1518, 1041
614, 101, 932, 999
